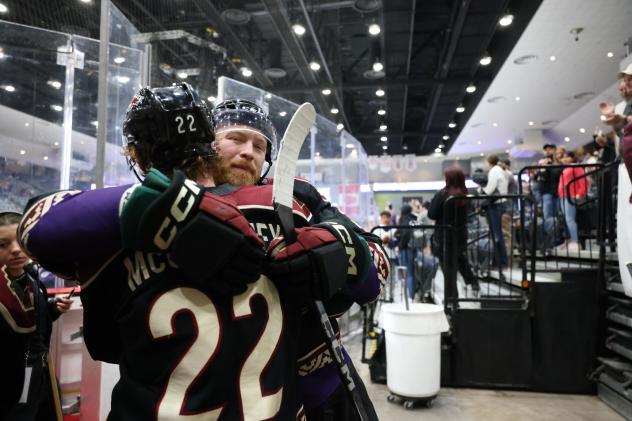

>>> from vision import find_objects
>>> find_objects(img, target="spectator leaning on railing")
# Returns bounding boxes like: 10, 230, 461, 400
557, 151, 588, 252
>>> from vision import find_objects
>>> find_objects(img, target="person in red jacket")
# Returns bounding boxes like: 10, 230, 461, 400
557, 151, 588, 251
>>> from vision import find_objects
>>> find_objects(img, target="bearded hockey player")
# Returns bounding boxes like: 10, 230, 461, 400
210, 99, 387, 421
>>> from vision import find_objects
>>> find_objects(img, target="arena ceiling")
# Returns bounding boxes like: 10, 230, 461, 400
0, 0, 542, 156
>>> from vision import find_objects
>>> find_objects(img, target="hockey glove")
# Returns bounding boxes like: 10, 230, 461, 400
120, 169, 265, 292
264, 222, 371, 300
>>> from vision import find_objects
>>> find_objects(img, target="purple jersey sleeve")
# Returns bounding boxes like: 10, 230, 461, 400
20, 185, 133, 279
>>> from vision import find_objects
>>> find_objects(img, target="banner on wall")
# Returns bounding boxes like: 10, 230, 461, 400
367, 154, 417, 173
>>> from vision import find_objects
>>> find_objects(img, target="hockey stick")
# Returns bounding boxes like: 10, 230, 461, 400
271, 103, 370, 421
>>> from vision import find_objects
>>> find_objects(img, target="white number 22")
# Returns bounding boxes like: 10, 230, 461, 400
148, 277, 283, 420
175, 114, 197, 134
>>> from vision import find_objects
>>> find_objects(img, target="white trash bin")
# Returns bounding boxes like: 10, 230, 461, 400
381, 303, 449, 404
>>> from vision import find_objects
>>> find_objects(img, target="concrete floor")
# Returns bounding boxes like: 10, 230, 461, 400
343, 333, 624, 421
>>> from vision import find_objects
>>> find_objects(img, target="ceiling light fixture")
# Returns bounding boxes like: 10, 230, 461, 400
579, 127, 586, 133
480, 152, 485, 156
337, 123, 344, 131
368, 23, 381, 36
279, 111, 287, 117
322, 88, 331, 95
372, 61, 383, 72
466, 83, 476, 93
43, 156, 49, 161
113, 56, 125, 64
309, 61, 321, 71
331, 107, 339, 114
448, 122, 456, 128
607, 51, 614, 58
442, 135, 449, 140
375, 88, 385, 97
51, 105, 63, 112
47, 80, 62, 89
377, 109, 386, 116
492, 122, 498, 127
240, 67, 252, 77
564, 136, 570, 142
456, 105, 465, 113
0, 3, 8, 13
117, 75, 130, 83
380, 136, 387, 142
514, 96, 521, 101
435, 148, 442, 153
480, 54, 492, 66
176, 72, 188, 79
382, 145, 387, 150
477, 141, 482, 145
499, 14, 513, 27
507, 139, 512, 144
207, 96, 216, 103
19, 150, 25, 155
379, 124, 387, 131
528, 121, 534, 126
3, 85, 15, 92
292, 24, 306, 36
549, 55, 556, 61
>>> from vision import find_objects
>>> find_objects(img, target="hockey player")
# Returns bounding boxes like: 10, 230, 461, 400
210, 99, 386, 420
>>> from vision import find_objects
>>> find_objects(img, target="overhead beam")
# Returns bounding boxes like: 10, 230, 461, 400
399, 0, 417, 150
191, 0, 273, 88
418, 0, 471, 154
269, 76, 490, 94
357, 130, 444, 139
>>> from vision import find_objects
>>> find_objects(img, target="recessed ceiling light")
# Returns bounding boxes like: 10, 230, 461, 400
368, 23, 381, 36
480, 55, 492, 66
514, 96, 521, 101
438, 143, 445, 148
477, 141, 482, 145
492, 122, 498, 127
442, 135, 449, 140
207, 96, 216, 102
528, 121, 534, 126
316, 152, 321, 157
114, 56, 125, 64
322, 88, 331, 95
279, 111, 287, 117
375, 88, 385, 97
79, 0, 91, 3
549, 55, 556, 61
448, 122, 456, 128
564, 136, 570, 142
91, 120, 98, 127
379, 124, 387, 131
337, 123, 344, 131
176, 72, 188, 79
240, 67, 252, 77
47, 80, 62, 89
380, 136, 387, 141
292, 24, 306, 36
435, 148, 442, 153
403, 145, 408, 150
607, 52, 614, 58
265, 93, 272, 99
331, 108, 339, 114
19, 150, 25, 155
54, 141, 60, 146
507, 139, 512, 144
579, 127, 586, 133
51, 105, 63, 112
456, 105, 465, 113
499, 14, 513, 27
466, 84, 476, 93
382, 145, 387, 150
372, 61, 383, 72
43, 156, 49, 161
377, 109, 386, 116
3, 85, 15, 92
117, 75, 130, 83
0, 3, 8, 13
309, 61, 321, 71
24, 122, 29, 127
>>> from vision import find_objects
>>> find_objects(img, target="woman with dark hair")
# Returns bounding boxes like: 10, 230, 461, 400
428, 167, 479, 299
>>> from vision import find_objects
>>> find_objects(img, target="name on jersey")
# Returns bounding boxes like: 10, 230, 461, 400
323, 222, 357, 276
123, 251, 177, 291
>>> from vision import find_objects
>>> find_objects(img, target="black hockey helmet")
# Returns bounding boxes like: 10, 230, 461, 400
123, 82, 214, 175
212, 99, 278, 170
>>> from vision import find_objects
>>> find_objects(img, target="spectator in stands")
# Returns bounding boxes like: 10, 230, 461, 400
394, 203, 418, 301
557, 151, 588, 252
537, 144, 563, 221
374, 210, 398, 267
602, 64, 632, 141
483, 155, 509, 279
429, 167, 479, 298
